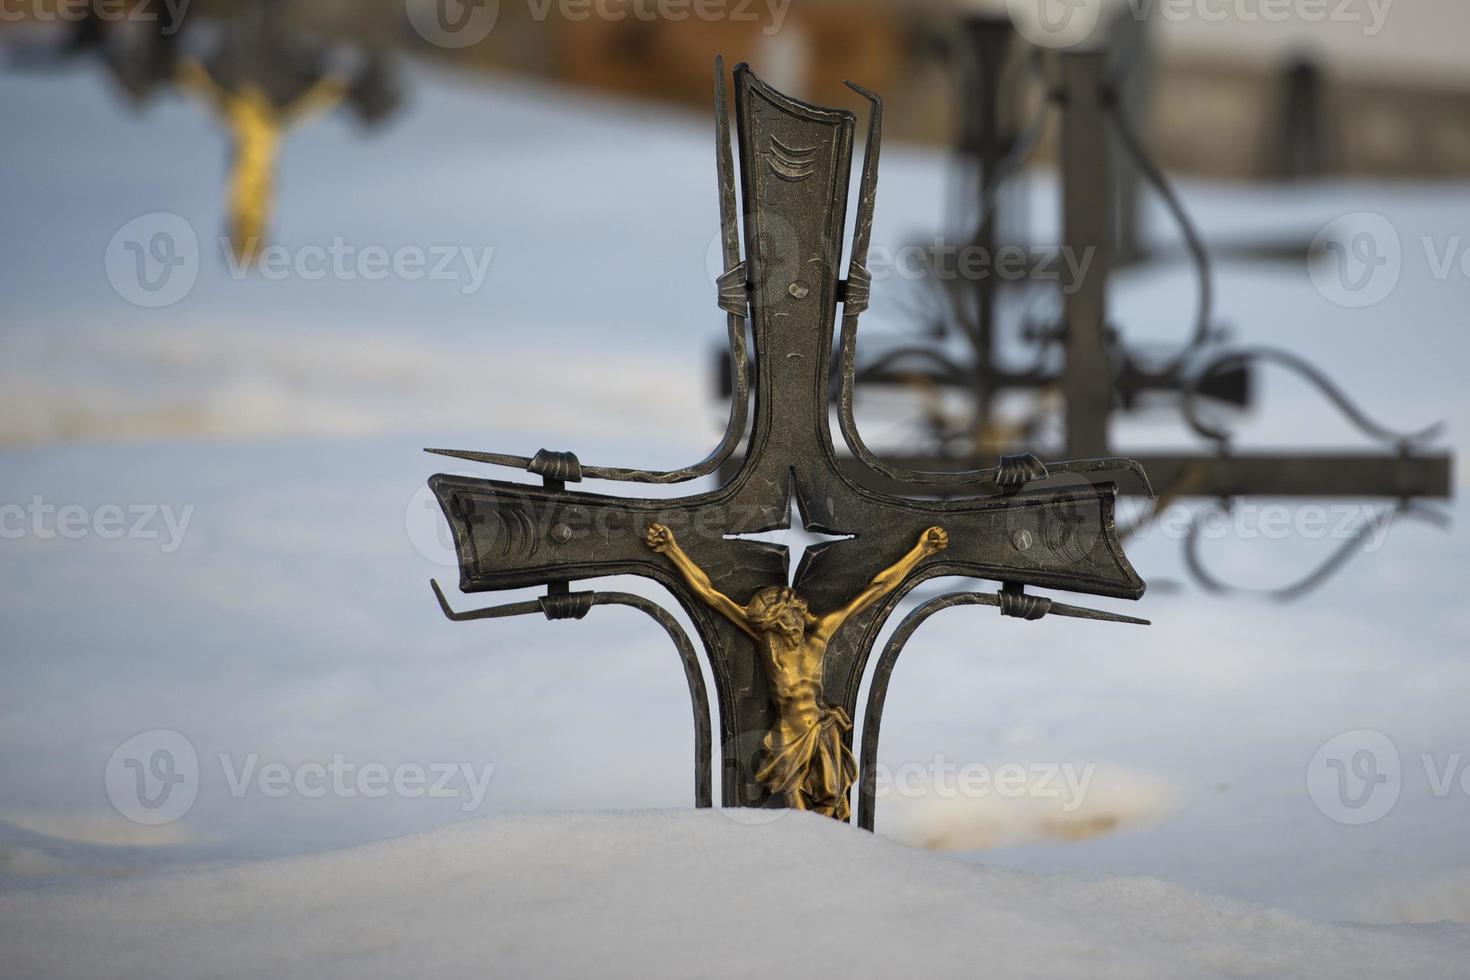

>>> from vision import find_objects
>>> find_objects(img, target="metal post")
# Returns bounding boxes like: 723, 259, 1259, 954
1059, 50, 1114, 458
956, 15, 1017, 429
1108, 7, 1152, 265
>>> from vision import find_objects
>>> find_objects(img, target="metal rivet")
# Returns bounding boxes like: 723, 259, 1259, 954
551, 523, 573, 544
788, 281, 810, 299
1011, 528, 1034, 552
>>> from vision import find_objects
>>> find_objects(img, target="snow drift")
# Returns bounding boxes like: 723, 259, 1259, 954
3, 809, 1467, 979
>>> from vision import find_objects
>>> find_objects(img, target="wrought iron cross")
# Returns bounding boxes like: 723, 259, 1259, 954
426, 60, 1148, 829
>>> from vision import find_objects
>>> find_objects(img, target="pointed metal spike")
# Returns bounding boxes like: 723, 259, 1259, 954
845, 79, 882, 268
713, 55, 740, 274
424, 448, 532, 468
1047, 600, 1151, 626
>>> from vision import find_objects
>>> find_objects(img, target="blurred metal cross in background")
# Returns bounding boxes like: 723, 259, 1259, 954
769, 11, 1453, 600
426, 60, 1149, 828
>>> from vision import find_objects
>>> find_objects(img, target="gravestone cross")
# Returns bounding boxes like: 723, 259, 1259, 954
426, 60, 1148, 828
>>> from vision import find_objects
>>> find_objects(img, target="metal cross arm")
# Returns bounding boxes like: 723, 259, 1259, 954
425, 60, 1150, 821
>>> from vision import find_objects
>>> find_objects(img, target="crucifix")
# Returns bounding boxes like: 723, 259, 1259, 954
426, 59, 1149, 828
173, 0, 401, 263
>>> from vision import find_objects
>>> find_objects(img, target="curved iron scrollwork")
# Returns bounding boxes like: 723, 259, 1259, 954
1181, 346, 1443, 449
1182, 500, 1451, 603
1100, 81, 1216, 363
432, 581, 714, 809
1170, 345, 1448, 599
856, 587, 1146, 832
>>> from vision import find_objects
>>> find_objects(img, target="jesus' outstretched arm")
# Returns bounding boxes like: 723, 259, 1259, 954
282, 75, 349, 127
175, 59, 228, 117
645, 523, 758, 639
813, 526, 948, 642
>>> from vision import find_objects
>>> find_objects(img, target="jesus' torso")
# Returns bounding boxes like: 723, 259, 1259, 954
756, 630, 828, 743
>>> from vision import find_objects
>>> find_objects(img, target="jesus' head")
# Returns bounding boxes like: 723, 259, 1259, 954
744, 586, 810, 644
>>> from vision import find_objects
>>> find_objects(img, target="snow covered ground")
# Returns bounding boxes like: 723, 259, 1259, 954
6, 810, 1470, 980
2, 54, 1470, 969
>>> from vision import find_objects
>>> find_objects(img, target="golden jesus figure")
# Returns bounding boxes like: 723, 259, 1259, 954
176, 60, 347, 263
646, 522, 949, 820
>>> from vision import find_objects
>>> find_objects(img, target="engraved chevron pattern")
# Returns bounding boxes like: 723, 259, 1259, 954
767, 135, 818, 181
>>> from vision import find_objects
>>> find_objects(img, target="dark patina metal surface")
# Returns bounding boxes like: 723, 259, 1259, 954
426, 60, 1148, 827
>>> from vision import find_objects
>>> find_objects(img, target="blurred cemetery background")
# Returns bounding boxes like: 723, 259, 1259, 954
2, 0, 1469, 929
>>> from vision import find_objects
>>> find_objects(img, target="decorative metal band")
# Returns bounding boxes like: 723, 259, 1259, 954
998, 583, 1052, 620
529, 449, 584, 484
995, 453, 1049, 487
842, 263, 871, 316
538, 591, 596, 620
717, 262, 749, 316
